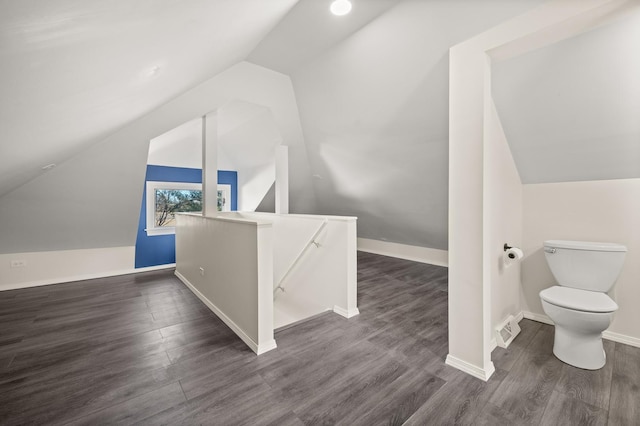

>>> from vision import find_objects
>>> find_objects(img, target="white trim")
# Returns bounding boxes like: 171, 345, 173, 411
445, 354, 495, 382
146, 181, 202, 236
246, 211, 357, 222
1, 263, 176, 291
514, 311, 524, 323
218, 184, 232, 212
357, 238, 448, 267
1, 246, 136, 291
522, 311, 554, 325
522, 311, 640, 349
174, 271, 277, 355
602, 330, 640, 349
134, 264, 176, 273
333, 305, 360, 318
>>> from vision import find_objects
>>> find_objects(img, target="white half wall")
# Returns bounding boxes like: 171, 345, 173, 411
221, 212, 358, 329
175, 213, 275, 354
0, 246, 138, 291
522, 178, 640, 344
272, 214, 358, 328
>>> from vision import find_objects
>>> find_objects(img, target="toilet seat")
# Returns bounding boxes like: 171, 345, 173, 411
540, 286, 618, 313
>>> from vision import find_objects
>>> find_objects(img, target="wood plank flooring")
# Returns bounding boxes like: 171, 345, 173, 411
0, 251, 639, 425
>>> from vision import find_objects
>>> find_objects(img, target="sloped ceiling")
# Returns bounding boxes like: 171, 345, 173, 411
250, 0, 546, 249
0, 0, 298, 197
492, 9, 640, 184
7, 0, 632, 255
247, 0, 402, 75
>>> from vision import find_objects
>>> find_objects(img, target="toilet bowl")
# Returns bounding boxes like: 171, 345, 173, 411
539, 240, 626, 370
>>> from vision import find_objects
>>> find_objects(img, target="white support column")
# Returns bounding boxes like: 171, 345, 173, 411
275, 145, 289, 214
202, 112, 218, 218
447, 44, 495, 381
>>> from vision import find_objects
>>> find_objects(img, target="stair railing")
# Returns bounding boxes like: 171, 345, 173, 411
273, 219, 328, 299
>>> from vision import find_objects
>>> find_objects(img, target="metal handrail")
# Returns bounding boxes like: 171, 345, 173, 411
273, 219, 328, 299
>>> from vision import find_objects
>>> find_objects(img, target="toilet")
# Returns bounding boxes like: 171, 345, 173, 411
539, 240, 626, 370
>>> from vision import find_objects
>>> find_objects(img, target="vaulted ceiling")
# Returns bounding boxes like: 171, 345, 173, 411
493, 8, 640, 184
0, 0, 297, 197
1, 0, 637, 254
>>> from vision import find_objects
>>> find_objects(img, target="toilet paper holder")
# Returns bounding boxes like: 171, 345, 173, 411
503, 244, 523, 260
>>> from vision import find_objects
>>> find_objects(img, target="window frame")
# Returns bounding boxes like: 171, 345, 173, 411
145, 181, 202, 236
218, 184, 231, 212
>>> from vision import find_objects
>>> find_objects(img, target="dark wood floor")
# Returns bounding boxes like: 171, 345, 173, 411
1, 251, 639, 425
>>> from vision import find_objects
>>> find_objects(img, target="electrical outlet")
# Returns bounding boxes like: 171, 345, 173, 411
10, 260, 27, 268
199, 267, 205, 276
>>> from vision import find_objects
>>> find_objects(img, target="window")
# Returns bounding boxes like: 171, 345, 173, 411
218, 184, 231, 212
145, 181, 230, 236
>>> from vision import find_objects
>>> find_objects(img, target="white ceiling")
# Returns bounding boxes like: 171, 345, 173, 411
148, 100, 281, 171
262, 0, 548, 249
2, 0, 637, 253
247, 0, 402, 74
493, 9, 640, 184
0, 0, 297, 197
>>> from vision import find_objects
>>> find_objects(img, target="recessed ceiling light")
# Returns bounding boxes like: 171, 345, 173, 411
330, 0, 352, 16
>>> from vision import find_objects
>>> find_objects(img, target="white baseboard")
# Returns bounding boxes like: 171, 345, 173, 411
522, 310, 554, 325
0, 246, 142, 291
357, 238, 448, 267
333, 305, 360, 318
602, 330, 640, 349
134, 264, 176, 273
522, 310, 640, 349
445, 354, 495, 382
175, 271, 276, 355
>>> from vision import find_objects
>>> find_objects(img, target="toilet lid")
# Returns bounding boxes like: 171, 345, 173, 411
540, 286, 618, 313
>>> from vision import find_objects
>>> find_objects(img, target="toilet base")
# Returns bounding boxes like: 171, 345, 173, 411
552, 326, 606, 370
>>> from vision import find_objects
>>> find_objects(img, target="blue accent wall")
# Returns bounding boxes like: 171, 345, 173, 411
135, 165, 237, 268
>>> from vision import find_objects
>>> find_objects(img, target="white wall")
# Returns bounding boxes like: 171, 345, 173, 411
174, 213, 275, 354
492, 10, 640, 184
219, 211, 359, 328
0, 61, 313, 258
147, 118, 202, 169
290, 0, 546, 251
484, 99, 523, 334
522, 178, 640, 346
218, 108, 282, 211
274, 215, 358, 326
447, 0, 629, 381
0, 247, 138, 291
146, 103, 282, 212
357, 238, 448, 267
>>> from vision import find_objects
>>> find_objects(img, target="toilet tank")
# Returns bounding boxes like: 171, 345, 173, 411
544, 240, 627, 292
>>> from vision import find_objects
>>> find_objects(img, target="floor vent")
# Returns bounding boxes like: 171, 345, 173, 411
495, 315, 521, 348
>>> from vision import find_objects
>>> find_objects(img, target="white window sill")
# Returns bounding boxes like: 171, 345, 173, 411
145, 227, 176, 237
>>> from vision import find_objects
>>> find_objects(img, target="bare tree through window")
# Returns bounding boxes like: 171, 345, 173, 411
155, 189, 202, 227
